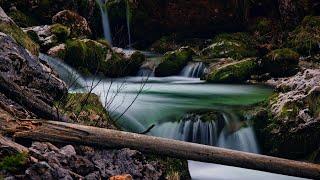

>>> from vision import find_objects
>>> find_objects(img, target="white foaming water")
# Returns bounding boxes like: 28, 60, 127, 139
180, 62, 206, 78
43, 54, 307, 180
96, 0, 112, 45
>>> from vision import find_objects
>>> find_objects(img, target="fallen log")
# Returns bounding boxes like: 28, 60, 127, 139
13, 120, 320, 179
0, 135, 29, 153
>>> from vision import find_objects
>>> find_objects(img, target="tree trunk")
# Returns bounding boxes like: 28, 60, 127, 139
13, 120, 320, 179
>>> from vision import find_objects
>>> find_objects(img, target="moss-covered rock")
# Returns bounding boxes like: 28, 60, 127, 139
7, 9, 37, 28
155, 47, 194, 77
287, 16, 320, 56
0, 7, 39, 55
206, 58, 258, 83
150, 35, 180, 53
50, 24, 70, 42
52, 10, 92, 38
262, 48, 299, 77
0, 153, 28, 173
201, 33, 257, 60
63, 39, 144, 77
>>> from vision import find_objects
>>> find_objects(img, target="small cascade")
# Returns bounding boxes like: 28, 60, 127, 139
39, 53, 85, 89
126, 0, 132, 48
180, 62, 206, 78
96, 0, 112, 45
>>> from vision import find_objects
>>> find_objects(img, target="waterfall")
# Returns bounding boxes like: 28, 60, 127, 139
126, 0, 132, 48
180, 62, 206, 78
39, 53, 85, 89
96, 0, 112, 45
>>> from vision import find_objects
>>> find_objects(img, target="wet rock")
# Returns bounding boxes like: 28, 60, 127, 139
25, 162, 54, 180
155, 47, 194, 77
85, 171, 101, 180
52, 10, 92, 38
206, 58, 258, 83
47, 44, 66, 58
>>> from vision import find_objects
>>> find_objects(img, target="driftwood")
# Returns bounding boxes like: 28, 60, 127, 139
0, 135, 29, 153
12, 120, 320, 179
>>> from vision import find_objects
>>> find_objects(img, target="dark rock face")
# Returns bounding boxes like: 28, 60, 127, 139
0, 33, 67, 105
0, 33, 67, 121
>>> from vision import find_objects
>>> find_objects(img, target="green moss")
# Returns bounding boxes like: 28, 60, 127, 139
201, 32, 257, 60
0, 153, 28, 172
8, 10, 37, 27
51, 24, 70, 42
206, 58, 258, 83
64, 39, 108, 75
0, 21, 39, 55
279, 102, 300, 119
287, 16, 320, 56
155, 47, 194, 77
263, 48, 299, 77
58, 93, 117, 129
250, 18, 274, 35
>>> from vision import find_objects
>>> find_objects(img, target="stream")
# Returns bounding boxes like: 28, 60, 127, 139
40, 53, 306, 180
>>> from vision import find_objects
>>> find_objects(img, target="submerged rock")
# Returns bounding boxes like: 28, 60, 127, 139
155, 47, 194, 77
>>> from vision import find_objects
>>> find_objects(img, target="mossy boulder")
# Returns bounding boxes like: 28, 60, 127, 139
201, 33, 257, 60
0, 7, 39, 55
63, 39, 145, 77
52, 10, 92, 38
206, 58, 258, 83
50, 24, 70, 42
155, 47, 194, 77
63, 39, 110, 75
287, 16, 320, 56
150, 35, 180, 53
262, 48, 299, 77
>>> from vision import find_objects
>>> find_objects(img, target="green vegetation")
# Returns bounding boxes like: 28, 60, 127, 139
263, 48, 299, 77
51, 24, 70, 42
0, 153, 28, 172
155, 47, 194, 76
287, 16, 320, 56
201, 33, 257, 60
58, 93, 117, 129
206, 58, 258, 83
0, 20, 39, 55
8, 10, 37, 27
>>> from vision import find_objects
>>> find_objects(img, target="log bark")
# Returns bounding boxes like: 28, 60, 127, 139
13, 120, 320, 179
0, 135, 29, 153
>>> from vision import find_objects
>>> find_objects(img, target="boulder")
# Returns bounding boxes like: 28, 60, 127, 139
287, 16, 320, 56
200, 33, 257, 60
23, 24, 70, 52
52, 10, 92, 38
155, 47, 194, 77
0, 32, 67, 118
262, 69, 320, 158
206, 58, 258, 83
262, 48, 299, 77
0, 7, 39, 55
